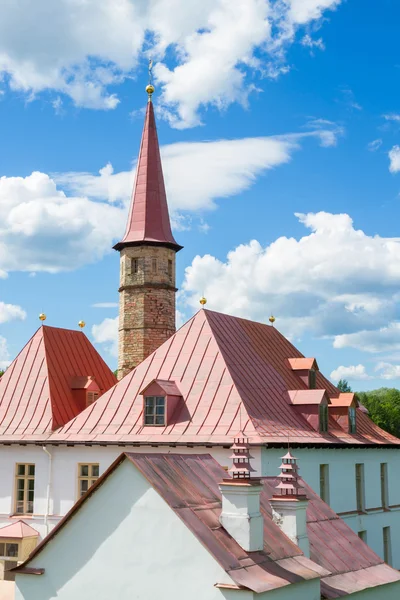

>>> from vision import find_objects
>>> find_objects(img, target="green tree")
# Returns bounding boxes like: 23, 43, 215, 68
0, 370, 4, 377
337, 379, 352, 393
357, 388, 400, 438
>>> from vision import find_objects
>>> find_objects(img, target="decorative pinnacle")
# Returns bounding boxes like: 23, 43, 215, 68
274, 449, 306, 498
146, 58, 155, 100
199, 296, 207, 306
228, 432, 256, 480
269, 315, 276, 325
78, 320, 86, 329
39, 313, 46, 322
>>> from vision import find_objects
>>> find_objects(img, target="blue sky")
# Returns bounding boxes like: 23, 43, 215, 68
1, 0, 400, 389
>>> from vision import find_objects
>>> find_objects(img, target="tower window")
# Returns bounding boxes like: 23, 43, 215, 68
319, 404, 328, 433
152, 258, 157, 273
144, 396, 165, 425
168, 260, 173, 279
349, 406, 357, 433
132, 258, 139, 274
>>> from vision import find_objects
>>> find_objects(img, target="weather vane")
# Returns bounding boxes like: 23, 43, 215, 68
146, 59, 155, 99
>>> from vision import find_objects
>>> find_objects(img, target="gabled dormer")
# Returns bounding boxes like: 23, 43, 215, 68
329, 393, 358, 434
288, 389, 330, 433
71, 376, 101, 411
288, 358, 319, 389
140, 380, 182, 427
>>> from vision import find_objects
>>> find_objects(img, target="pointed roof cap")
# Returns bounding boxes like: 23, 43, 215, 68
0, 520, 39, 538
113, 97, 182, 252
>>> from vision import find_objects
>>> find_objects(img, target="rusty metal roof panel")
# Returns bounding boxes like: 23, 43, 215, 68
0, 326, 117, 439
50, 309, 400, 445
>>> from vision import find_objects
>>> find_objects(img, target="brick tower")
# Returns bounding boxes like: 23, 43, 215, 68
113, 84, 182, 380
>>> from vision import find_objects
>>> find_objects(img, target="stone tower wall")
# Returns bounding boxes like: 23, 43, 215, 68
117, 245, 176, 379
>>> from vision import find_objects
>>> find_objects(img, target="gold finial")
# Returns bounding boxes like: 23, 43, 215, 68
146, 59, 155, 99
78, 320, 86, 329
269, 315, 276, 325
39, 313, 46, 322
199, 296, 207, 306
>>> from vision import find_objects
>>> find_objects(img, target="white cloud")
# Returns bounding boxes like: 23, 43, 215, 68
383, 114, 400, 123
389, 145, 400, 174
301, 35, 325, 52
367, 139, 382, 152
0, 127, 341, 276
0, 301, 26, 324
180, 211, 400, 340
333, 322, 400, 353
0, 336, 10, 370
92, 302, 119, 308
330, 364, 371, 382
92, 316, 119, 357
375, 362, 400, 380
0, 0, 343, 127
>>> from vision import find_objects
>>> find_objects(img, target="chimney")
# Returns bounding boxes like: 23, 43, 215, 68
269, 450, 310, 557
219, 433, 264, 552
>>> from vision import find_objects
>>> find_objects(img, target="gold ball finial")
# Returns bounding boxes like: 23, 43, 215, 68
269, 315, 276, 325
146, 84, 155, 97
39, 313, 46, 322
78, 320, 86, 329
199, 297, 207, 306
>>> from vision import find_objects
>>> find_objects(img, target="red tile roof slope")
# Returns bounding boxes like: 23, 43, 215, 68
52, 310, 400, 446
113, 99, 181, 252
16, 453, 400, 598
0, 326, 117, 440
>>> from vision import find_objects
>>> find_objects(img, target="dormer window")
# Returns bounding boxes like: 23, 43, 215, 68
349, 406, 357, 433
86, 391, 99, 407
144, 396, 165, 425
319, 404, 328, 433
309, 369, 316, 389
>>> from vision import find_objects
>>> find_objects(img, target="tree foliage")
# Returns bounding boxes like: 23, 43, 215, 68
337, 379, 352, 393
357, 388, 400, 438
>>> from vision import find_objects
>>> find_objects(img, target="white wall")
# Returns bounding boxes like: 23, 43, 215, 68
1, 443, 400, 569
15, 459, 233, 600
262, 447, 400, 568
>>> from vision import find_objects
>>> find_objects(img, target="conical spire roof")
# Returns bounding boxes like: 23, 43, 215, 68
114, 97, 182, 252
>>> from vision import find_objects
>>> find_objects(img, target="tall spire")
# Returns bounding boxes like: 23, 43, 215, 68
113, 79, 182, 252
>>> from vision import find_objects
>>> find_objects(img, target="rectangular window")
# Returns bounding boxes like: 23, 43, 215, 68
356, 463, 365, 512
319, 464, 330, 504
168, 259, 173, 279
383, 527, 392, 565
131, 258, 139, 274
86, 391, 99, 407
78, 464, 99, 498
0, 543, 19, 558
15, 464, 35, 515
152, 258, 157, 273
319, 404, 328, 433
349, 406, 357, 433
358, 530, 367, 543
381, 463, 389, 509
309, 369, 316, 389
144, 396, 165, 426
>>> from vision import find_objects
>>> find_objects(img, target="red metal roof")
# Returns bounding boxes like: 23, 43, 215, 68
288, 358, 318, 371
15, 453, 400, 598
113, 99, 182, 252
51, 309, 400, 446
329, 393, 356, 407
288, 389, 328, 405
0, 520, 39, 539
0, 326, 117, 440
140, 379, 181, 396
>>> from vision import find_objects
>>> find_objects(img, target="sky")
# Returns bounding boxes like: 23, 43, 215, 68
1, 0, 400, 390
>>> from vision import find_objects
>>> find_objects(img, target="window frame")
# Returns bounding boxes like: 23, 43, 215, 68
348, 406, 357, 433
131, 257, 139, 275
319, 464, 330, 504
355, 463, 366, 513
308, 369, 316, 389
14, 463, 35, 515
358, 530, 367, 543
380, 463, 389, 509
144, 396, 166, 426
86, 391, 99, 407
383, 526, 392, 565
0, 542, 19, 559
319, 404, 328, 433
77, 463, 100, 499
151, 258, 157, 273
